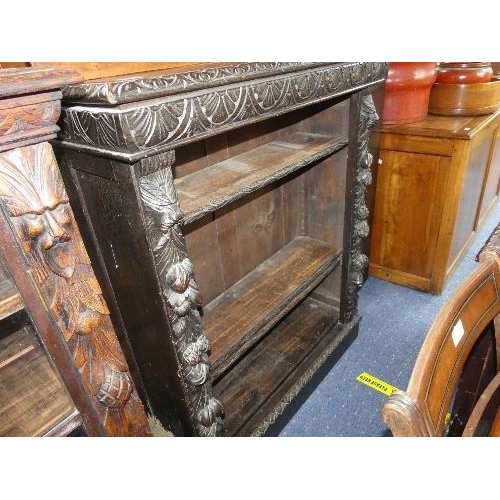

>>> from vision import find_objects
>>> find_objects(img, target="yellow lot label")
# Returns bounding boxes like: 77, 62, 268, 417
356, 372, 399, 396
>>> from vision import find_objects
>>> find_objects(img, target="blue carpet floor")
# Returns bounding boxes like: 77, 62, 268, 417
279, 201, 500, 437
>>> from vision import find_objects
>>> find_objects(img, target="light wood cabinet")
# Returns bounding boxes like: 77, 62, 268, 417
370, 110, 500, 294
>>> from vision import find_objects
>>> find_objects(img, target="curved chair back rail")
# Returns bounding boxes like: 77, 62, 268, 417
381, 249, 500, 437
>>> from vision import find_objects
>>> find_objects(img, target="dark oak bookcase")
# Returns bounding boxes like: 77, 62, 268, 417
54, 62, 386, 436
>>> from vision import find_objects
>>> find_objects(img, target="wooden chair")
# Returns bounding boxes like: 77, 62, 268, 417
380, 225, 500, 436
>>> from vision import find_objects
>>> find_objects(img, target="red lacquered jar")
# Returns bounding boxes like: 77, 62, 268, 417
382, 62, 437, 125
435, 62, 493, 84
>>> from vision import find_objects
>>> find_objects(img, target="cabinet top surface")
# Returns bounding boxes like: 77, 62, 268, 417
61, 62, 387, 106
0, 67, 82, 99
377, 108, 500, 140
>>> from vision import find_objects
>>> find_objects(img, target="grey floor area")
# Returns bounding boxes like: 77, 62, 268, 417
279, 201, 500, 437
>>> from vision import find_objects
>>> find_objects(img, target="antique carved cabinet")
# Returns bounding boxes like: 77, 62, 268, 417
53, 62, 387, 436
0, 67, 151, 436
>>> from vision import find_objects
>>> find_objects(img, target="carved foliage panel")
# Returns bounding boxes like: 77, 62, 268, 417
0, 100, 60, 136
0, 142, 151, 436
138, 151, 224, 436
344, 94, 379, 321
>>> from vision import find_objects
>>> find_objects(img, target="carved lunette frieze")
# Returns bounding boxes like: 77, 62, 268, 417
138, 151, 224, 436
59, 63, 388, 161
344, 94, 379, 322
0, 142, 151, 436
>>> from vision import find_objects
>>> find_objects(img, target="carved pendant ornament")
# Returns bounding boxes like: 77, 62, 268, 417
345, 94, 379, 322
139, 151, 224, 436
0, 142, 150, 436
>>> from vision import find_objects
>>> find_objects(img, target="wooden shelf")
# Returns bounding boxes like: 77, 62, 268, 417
213, 297, 344, 436
175, 132, 348, 225
202, 236, 342, 379
0, 266, 23, 321
42, 409, 82, 437
0, 315, 79, 436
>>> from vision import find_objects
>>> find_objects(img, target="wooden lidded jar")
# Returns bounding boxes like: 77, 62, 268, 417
435, 62, 493, 84
429, 63, 500, 116
381, 62, 437, 125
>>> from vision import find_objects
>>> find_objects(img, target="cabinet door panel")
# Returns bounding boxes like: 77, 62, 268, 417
477, 126, 500, 225
371, 150, 451, 279
448, 128, 494, 269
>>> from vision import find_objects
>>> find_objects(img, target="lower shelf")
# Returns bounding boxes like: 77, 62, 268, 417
0, 313, 80, 436
213, 297, 358, 436
203, 236, 342, 379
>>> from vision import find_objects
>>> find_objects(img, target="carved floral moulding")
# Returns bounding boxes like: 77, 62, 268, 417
0, 67, 81, 152
57, 62, 388, 162
343, 94, 379, 323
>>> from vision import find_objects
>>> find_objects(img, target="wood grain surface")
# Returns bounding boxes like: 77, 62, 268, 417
214, 297, 339, 435
0, 314, 78, 436
0, 260, 22, 321
203, 236, 342, 379
30, 62, 202, 81
370, 109, 500, 293
176, 132, 347, 225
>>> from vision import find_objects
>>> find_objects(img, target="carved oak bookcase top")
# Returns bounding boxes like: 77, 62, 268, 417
53, 62, 387, 436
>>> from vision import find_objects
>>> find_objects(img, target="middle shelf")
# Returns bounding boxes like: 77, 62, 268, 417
202, 236, 342, 379
0, 263, 23, 321
175, 131, 348, 226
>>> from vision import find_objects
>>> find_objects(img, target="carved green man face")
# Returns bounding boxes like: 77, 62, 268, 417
0, 143, 75, 281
